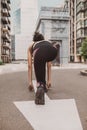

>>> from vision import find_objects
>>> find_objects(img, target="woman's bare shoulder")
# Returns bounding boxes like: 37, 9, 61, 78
28, 43, 34, 51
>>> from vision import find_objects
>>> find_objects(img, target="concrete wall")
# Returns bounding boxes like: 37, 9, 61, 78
12, 0, 38, 60
15, 35, 31, 60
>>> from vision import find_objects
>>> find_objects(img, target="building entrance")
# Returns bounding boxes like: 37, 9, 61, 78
52, 40, 62, 65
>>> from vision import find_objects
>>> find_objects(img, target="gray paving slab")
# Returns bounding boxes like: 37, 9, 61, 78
0, 69, 87, 130
0, 72, 35, 130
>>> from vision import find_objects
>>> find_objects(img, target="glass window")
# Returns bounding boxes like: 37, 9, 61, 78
84, 28, 87, 36
84, 1, 87, 9
13, 9, 21, 34
84, 19, 87, 27
76, 2, 84, 13
76, 0, 81, 5
76, 20, 84, 29
84, 10, 87, 18
76, 12, 84, 20
76, 29, 84, 38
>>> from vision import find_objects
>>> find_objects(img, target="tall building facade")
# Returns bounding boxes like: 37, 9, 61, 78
11, 0, 38, 60
36, 6, 70, 64
69, 0, 87, 62
0, 0, 11, 63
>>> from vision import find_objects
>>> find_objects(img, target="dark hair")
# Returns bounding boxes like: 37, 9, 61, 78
33, 32, 44, 42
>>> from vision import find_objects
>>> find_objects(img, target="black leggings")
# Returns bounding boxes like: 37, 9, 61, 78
33, 41, 57, 85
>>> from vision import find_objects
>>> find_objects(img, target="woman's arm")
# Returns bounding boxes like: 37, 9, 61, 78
47, 62, 51, 88
28, 46, 33, 91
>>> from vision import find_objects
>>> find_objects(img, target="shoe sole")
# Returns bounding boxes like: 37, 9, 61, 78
35, 87, 45, 105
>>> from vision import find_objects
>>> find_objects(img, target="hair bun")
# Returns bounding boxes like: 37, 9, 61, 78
33, 32, 44, 42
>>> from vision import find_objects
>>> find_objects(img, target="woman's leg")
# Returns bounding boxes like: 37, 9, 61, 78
33, 44, 57, 105
34, 45, 57, 83
34, 53, 46, 85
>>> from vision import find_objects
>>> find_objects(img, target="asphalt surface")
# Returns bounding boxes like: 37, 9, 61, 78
0, 69, 87, 130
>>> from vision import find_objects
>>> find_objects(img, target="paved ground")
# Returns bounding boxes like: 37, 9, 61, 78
0, 62, 87, 75
0, 63, 87, 130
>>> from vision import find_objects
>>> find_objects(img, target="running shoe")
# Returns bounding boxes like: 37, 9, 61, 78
35, 85, 45, 105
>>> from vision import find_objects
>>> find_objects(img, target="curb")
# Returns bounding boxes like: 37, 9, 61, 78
80, 70, 87, 76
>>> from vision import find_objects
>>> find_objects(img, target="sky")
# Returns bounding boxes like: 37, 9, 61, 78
11, 0, 65, 12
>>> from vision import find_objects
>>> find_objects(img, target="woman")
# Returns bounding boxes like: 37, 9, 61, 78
28, 32, 58, 105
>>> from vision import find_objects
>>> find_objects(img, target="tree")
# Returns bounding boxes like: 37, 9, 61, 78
0, 60, 3, 65
81, 37, 87, 61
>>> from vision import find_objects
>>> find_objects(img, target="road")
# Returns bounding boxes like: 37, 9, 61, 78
0, 63, 87, 130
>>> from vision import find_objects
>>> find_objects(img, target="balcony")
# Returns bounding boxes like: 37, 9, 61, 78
1, 0, 7, 3
1, 54, 9, 58
7, 4, 11, 11
2, 43, 11, 50
8, 12, 11, 17
76, 35, 85, 40
76, 0, 81, 6
1, 17, 8, 24
1, 0, 8, 9
77, 7, 84, 14
1, 8, 8, 17
1, 54, 11, 63
76, 5, 85, 14
2, 33, 10, 42
84, 3, 87, 10
2, 25, 9, 32
8, 25, 11, 31
8, 18, 11, 24
7, 0, 11, 4
4, 38, 11, 43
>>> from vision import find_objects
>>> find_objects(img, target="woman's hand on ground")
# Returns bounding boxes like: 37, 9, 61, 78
47, 82, 51, 88
28, 83, 34, 91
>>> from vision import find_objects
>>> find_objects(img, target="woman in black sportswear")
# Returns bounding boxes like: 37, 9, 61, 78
28, 32, 58, 105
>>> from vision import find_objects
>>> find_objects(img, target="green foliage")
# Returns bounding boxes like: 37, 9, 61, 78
0, 60, 3, 65
81, 37, 87, 60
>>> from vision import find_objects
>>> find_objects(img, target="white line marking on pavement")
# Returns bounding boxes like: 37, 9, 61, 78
14, 80, 83, 130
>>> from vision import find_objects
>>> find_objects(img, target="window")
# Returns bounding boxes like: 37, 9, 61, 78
84, 1, 87, 10
76, 12, 83, 20
13, 9, 21, 34
76, 29, 84, 38
84, 28, 87, 36
76, 0, 81, 5
76, 2, 84, 13
76, 20, 84, 29
84, 10, 87, 18
84, 20, 87, 27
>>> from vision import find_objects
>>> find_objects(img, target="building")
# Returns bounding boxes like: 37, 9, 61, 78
11, 0, 38, 60
35, 6, 70, 64
69, 0, 75, 62
11, 35, 15, 60
0, 0, 11, 63
38, 0, 65, 11
69, 0, 87, 62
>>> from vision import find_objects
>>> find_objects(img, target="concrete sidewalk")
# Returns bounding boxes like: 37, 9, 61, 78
0, 62, 87, 74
